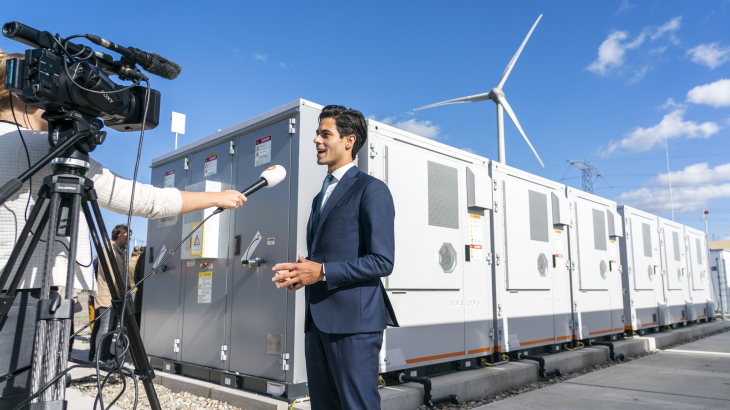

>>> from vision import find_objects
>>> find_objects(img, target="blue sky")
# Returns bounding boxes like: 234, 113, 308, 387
2, 0, 729, 244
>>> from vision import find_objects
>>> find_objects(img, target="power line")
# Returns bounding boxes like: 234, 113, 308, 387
566, 159, 604, 194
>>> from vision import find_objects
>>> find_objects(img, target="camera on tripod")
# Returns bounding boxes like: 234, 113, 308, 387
3, 21, 162, 156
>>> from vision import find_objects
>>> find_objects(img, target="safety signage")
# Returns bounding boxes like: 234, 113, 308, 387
198, 271, 212, 303
191, 222, 203, 257
164, 170, 175, 188
204, 153, 217, 177
554, 229, 563, 258
255, 136, 272, 167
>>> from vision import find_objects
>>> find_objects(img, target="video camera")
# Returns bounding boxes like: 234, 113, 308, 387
2, 21, 172, 137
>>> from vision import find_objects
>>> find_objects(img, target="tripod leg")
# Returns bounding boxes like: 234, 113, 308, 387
82, 201, 162, 410
30, 192, 60, 402
0, 186, 47, 292
55, 192, 83, 399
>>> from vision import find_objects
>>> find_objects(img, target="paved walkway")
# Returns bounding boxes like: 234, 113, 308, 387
478, 330, 730, 409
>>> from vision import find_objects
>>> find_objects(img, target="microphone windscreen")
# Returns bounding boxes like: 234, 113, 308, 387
260, 165, 286, 187
145, 52, 182, 80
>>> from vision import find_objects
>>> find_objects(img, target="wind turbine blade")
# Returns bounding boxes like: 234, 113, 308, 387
497, 14, 543, 89
414, 92, 492, 110
495, 95, 544, 167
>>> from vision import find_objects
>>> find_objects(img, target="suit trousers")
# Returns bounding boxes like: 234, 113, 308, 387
305, 320, 383, 410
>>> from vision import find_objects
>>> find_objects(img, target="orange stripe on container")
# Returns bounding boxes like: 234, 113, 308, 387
467, 347, 491, 355
641, 322, 658, 327
613, 328, 624, 332
624, 326, 635, 331
698, 315, 707, 318
556, 335, 572, 341
406, 351, 465, 364
673, 318, 686, 322
495, 346, 502, 352
589, 329, 612, 335
520, 337, 555, 346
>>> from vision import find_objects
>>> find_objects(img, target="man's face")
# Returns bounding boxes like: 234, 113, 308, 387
116, 231, 129, 247
314, 117, 354, 167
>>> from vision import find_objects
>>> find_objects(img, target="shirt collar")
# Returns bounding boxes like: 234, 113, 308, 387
329, 162, 355, 182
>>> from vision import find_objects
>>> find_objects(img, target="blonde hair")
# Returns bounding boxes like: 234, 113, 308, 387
131, 246, 142, 257
0, 49, 38, 115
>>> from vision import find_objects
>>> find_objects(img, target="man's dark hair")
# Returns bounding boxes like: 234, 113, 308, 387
318, 105, 368, 160
111, 224, 129, 240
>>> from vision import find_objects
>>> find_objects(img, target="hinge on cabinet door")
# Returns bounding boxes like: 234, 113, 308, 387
497, 304, 502, 317
220, 345, 228, 361
498, 326, 504, 339
571, 261, 576, 271
288, 118, 296, 134
174, 339, 180, 353
495, 253, 500, 266
487, 252, 493, 265
565, 260, 571, 270
493, 179, 498, 191
621, 314, 625, 323
569, 320, 573, 330
489, 328, 495, 339
618, 264, 623, 273
281, 353, 290, 371
184, 158, 190, 171
229, 140, 235, 155
369, 142, 377, 159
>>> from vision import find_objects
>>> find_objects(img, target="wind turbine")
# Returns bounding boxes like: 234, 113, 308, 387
415, 14, 544, 167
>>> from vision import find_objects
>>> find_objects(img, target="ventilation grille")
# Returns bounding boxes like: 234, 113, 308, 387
184, 210, 204, 224
642, 223, 652, 258
529, 190, 549, 242
673, 231, 681, 261
427, 161, 459, 229
696, 238, 702, 265
592, 209, 607, 251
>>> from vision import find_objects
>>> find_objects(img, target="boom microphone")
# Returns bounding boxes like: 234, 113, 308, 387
213, 165, 287, 214
86, 35, 182, 80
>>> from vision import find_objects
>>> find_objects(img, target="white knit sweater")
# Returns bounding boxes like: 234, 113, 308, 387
0, 122, 183, 290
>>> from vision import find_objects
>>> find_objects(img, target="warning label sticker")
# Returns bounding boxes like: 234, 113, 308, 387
204, 153, 217, 177
164, 170, 175, 188
469, 214, 482, 246
554, 229, 563, 258
191, 222, 203, 257
198, 271, 212, 303
255, 136, 272, 167
470, 244, 483, 261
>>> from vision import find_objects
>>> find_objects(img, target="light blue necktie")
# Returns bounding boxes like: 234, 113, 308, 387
311, 174, 333, 238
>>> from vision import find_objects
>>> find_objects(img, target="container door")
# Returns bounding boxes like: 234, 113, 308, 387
662, 224, 685, 291
385, 146, 464, 290
575, 202, 610, 290
228, 120, 291, 382
629, 215, 658, 290
179, 142, 234, 368
503, 178, 553, 290
142, 158, 188, 361
687, 232, 707, 290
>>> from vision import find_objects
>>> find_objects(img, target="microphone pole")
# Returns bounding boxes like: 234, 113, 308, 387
213, 178, 267, 215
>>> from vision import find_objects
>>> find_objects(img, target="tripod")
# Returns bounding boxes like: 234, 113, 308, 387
0, 110, 161, 409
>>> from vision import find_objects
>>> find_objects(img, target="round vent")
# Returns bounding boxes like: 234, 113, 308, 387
648, 265, 654, 281
438, 243, 457, 273
599, 260, 608, 279
537, 253, 549, 277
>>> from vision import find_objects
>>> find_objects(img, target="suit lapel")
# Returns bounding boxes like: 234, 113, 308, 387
312, 166, 359, 249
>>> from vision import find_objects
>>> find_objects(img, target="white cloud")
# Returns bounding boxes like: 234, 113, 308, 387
618, 161, 730, 213
605, 109, 720, 155
616, 0, 636, 14
686, 43, 730, 69
658, 97, 684, 110
460, 147, 477, 154
653, 162, 730, 186
651, 16, 682, 43
587, 17, 682, 77
392, 118, 441, 139
253, 53, 267, 62
686, 79, 730, 107
617, 183, 730, 214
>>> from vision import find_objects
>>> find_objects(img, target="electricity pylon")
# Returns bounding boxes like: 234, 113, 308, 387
567, 159, 604, 194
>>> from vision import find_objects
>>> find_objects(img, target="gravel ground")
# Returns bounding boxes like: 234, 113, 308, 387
71, 374, 241, 410
416, 325, 730, 410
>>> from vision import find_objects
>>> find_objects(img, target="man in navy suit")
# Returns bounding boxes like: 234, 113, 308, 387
272, 105, 398, 409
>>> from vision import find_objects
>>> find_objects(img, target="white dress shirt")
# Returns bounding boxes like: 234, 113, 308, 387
318, 161, 355, 281
320, 162, 355, 211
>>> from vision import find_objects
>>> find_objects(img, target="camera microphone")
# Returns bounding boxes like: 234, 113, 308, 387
86, 35, 182, 80
213, 165, 287, 214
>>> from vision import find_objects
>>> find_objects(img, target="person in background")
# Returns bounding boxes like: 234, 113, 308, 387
128, 246, 141, 302
88, 256, 101, 358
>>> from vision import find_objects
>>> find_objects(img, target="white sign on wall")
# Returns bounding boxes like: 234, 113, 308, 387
171, 112, 186, 134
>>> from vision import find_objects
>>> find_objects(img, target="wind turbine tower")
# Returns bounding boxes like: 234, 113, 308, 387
567, 159, 604, 194
416, 15, 545, 167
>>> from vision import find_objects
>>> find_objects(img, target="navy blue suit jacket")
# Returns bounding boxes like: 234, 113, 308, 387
305, 165, 399, 334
